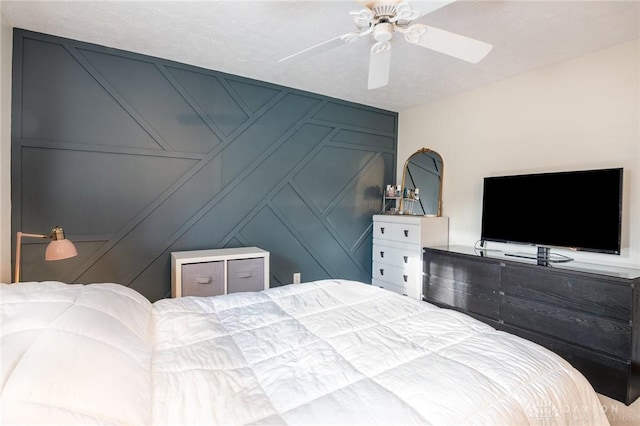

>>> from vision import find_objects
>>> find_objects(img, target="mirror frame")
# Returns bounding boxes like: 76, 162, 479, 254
399, 148, 444, 216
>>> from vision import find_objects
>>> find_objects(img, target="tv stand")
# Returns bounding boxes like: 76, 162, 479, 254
423, 245, 640, 405
504, 246, 573, 265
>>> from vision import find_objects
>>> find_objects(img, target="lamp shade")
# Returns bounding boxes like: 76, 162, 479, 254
14, 226, 79, 283
45, 238, 78, 261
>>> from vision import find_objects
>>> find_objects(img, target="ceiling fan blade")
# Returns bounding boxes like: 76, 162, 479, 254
279, 32, 360, 63
368, 41, 391, 90
404, 24, 492, 63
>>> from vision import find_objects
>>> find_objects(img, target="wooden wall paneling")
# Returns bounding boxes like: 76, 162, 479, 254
11, 29, 397, 300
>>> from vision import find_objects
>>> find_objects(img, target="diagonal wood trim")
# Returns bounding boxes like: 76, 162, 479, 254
154, 63, 226, 143
263, 202, 336, 278
65, 44, 174, 151
217, 126, 341, 250
308, 119, 398, 138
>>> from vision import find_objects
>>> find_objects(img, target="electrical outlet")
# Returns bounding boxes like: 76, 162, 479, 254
293, 272, 301, 284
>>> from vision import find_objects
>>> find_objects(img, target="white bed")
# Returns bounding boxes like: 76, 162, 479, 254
0, 279, 609, 425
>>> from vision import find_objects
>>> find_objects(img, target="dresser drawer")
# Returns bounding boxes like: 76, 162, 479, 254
181, 261, 224, 297
372, 278, 419, 299
423, 275, 499, 320
424, 250, 500, 290
373, 221, 421, 244
500, 294, 631, 360
373, 261, 420, 289
228, 258, 265, 293
501, 265, 632, 321
373, 241, 421, 270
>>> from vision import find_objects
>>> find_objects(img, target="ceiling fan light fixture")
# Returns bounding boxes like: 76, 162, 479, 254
392, 2, 421, 23
373, 22, 395, 42
350, 8, 375, 28
403, 24, 427, 44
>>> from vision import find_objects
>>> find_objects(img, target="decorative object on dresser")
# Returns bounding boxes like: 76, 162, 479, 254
171, 247, 269, 297
383, 184, 421, 215
372, 215, 448, 299
382, 184, 403, 214
423, 245, 640, 405
13, 226, 78, 282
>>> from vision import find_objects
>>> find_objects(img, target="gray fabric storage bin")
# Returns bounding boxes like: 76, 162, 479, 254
228, 258, 264, 293
181, 261, 224, 297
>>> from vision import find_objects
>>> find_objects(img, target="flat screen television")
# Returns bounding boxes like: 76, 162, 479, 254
480, 167, 623, 260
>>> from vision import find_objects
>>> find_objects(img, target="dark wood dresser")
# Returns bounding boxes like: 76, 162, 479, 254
422, 245, 640, 405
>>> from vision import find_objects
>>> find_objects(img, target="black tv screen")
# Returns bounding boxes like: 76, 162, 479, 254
481, 168, 623, 254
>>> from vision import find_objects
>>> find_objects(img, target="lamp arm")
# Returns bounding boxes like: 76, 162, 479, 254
19, 232, 51, 239
14, 231, 52, 283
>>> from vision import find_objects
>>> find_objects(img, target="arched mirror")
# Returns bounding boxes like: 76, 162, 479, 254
400, 148, 444, 216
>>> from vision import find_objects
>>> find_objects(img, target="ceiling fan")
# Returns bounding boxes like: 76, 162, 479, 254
279, 0, 493, 90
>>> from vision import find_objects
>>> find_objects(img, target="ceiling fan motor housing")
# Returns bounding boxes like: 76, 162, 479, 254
370, 3, 399, 18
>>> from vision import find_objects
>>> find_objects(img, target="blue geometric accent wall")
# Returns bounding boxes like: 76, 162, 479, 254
11, 29, 396, 301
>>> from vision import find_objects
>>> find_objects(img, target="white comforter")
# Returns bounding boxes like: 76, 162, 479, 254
1, 279, 609, 425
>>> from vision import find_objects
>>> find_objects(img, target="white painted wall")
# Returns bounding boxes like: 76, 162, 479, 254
398, 40, 640, 269
0, 8, 11, 283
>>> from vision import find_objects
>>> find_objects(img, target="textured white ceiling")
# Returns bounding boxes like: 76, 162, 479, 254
2, 0, 639, 112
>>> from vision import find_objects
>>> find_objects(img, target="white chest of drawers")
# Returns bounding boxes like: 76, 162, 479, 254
372, 215, 448, 299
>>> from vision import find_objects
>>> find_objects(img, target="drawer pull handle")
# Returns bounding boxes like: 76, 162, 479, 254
380, 251, 384, 258
403, 275, 408, 282
380, 268, 384, 276
403, 256, 408, 263
380, 227, 385, 234
195, 276, 212, 284
235, 272, 254, 279
403, 229, 409, 237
